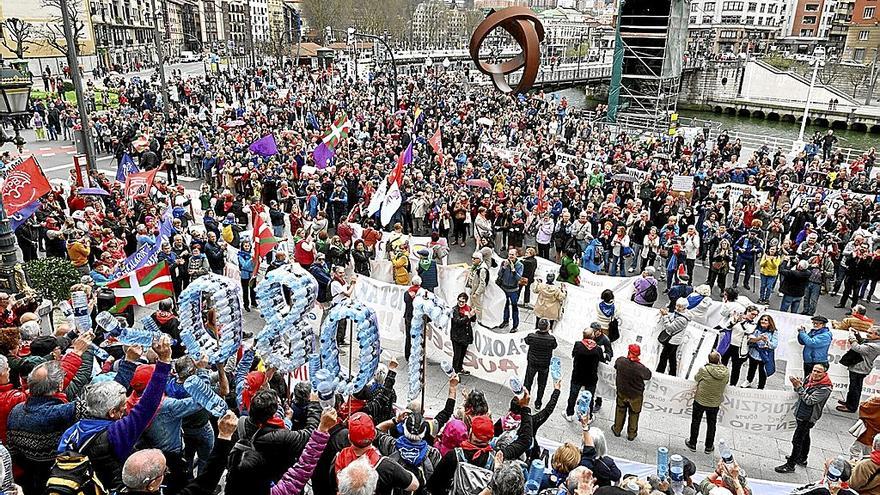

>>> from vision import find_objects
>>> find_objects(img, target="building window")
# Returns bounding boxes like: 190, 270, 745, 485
855, 47, 866, 60
748, 2, 757, 10
860, 29, 870, 40
804, 3, 819, 11
692, 3, 699, 12
705, 2, 716, 10
802, 15, 816, 23
703, 15, 714, 23
690, 15, 698, 23
865, 6, 875, 19
757, 16, 763, 24
800, 28, 814, 36
720, 30, 737, 38
722, 1, 743, 10
721, 15, 741, 23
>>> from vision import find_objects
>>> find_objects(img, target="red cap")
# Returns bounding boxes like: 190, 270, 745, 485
470, 415, 494, 443
131, 364, 155, 394
348, 412, 376, 448
628, 344, 641, 357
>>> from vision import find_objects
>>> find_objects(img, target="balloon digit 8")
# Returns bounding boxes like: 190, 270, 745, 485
178, 274, 243, 364
317, 300, 382, 397
409, 290, 452, 400
254, 265, 319, 372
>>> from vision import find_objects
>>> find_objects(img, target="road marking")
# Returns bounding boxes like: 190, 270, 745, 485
39, 147, 51, 151
60, 145, 75, 150
42, 153, 56, 157
66, 151, 76, 155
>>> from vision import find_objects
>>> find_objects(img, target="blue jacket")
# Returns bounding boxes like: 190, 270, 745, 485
238, 251, 254, 280
581, 239, 603, 273
798, 326, 831, 364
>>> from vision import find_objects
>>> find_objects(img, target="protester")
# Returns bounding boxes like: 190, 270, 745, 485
656, 299, 691, 376
524, 318, 558, 410
775, 364, 833, 474
744, 313, 779, 390
837, 327, 880, 413
632, 267, 659, 307
687, 351, 729, 454
450, 292, 476, 376
564, 328, 604, 421
612, 343, 651, 441
799, 315, 833, 377
722, 305, 759, 387
533, 274, 566, 329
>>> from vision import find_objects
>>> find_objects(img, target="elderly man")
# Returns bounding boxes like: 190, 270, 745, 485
851, 433, 880, 493
775, 364, 833, 474
6, 332, 94, 495
686, 351, 729, 454
119, 411, 238, 495
465, 252, 489, 324
338, 458, 380, 495
612, 343, 652, 441
57, 336, 173, 491
564, 327, 605, 421
656, 298, 691, 376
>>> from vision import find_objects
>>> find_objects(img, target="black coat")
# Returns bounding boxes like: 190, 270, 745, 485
450, 307, 475, 345
525, 331, 557, 367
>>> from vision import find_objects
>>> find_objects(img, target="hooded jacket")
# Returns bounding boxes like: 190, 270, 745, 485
694, 363, 730, 408
533, 282, 566, 321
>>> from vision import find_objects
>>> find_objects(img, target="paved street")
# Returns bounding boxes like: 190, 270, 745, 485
10, 120, 877, 486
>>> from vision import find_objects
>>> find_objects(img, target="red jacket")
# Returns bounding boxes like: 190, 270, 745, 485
0, 383, 26, 442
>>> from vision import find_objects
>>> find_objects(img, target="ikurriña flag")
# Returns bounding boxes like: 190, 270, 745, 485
107, 261, 174, 312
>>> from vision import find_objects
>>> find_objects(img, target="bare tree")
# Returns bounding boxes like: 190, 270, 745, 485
847, 69, 869, 98
41, 0, 87, 56
1, 18, 36, 59
301, 0, 352, 43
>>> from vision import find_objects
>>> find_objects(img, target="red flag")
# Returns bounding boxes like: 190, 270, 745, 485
124, 169, 158, 199
252, 210, 280, 277
106, 261, 174, 312
428, 128, 444, 163
2, 156, 51, 216
536, 179, 547, 213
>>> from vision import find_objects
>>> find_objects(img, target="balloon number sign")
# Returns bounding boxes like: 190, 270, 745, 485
409, 290, 452, 400
178, 274, 243, 364
254, 265, 319, 372
312, 300, 382, 397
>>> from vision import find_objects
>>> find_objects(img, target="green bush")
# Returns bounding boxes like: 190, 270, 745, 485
62, 80, 74, 92
24, 257, 81, 302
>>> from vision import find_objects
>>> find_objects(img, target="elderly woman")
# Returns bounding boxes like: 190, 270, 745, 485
656, 298, 691, 376
578, 418, 621, 487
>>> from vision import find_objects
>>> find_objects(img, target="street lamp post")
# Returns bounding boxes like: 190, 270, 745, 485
348, 30, 399, 109
150, 0, 171, 119
793, 46, 826, 154
0, 64, 33, 293
59, 0, 98, 171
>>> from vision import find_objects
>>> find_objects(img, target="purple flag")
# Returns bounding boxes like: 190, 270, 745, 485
313, 142, 336, 169
10, 201, 40, 231
249, 134, 278, 157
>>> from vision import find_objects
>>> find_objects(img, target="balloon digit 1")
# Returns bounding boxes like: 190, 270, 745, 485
178, 274, 243, 364
408, 290, 452, 400
317, 300, 381, 398
254, 265, 319, 373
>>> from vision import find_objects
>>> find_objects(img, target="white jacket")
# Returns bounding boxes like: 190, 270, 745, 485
683, 233, 700, 260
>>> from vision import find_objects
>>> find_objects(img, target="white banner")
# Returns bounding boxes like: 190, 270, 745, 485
596, 362, 800, 432
710, 183, 770, 205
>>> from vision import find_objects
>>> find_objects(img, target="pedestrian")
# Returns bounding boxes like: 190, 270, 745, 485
631, 267, 659, 307
721, 305, 758, 387
838, 245, 872, 309
744, 313, 778, 390
533, 274, 566, 330
416, 248, 438, 293
836, 327, 880, 413
402, 276, 422, 362
563, 327, 604, 421
465, 252, 489, 324
519, 246, 538, 308
774, 364, 832, 474
524, 318, 557, 410
496, 248, 524, 332
682, 225, 700, 282
656, 298, 690, 376
238, 240, 255, 312
798, 315, 832, 377
758, 244, 782, 305
686, 351, 729, 454
449, 292, 476, 376
732, 228, 763, 291
779, 260, 811, 313
706, 238, 733, 293
612, 343, 651, 441
391, 245, 411, 286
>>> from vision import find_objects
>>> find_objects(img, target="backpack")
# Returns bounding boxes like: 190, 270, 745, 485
45, 433, 106, 495
643, 283, 658, 303
226, 418, 267, 490
452, 447, 495, 495
388, 448, 437, 495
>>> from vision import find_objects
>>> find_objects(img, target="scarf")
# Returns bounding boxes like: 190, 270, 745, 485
871, 450, 880, 466
805, 372, 833, 389
395, 435, 429, 466
581, 338, 597, 350
334, 446, 381, 474
853, 312, 875, 324
460, 440, 493, 461
419, 257, 432, 272
58, 418, 113, 452
598, 301, 615, 318
154, 311, 175, 325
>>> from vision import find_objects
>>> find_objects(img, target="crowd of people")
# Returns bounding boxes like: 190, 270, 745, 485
0, 57, 878, 495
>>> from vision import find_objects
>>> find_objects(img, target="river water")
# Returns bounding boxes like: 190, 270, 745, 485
553, 88, 880, 151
